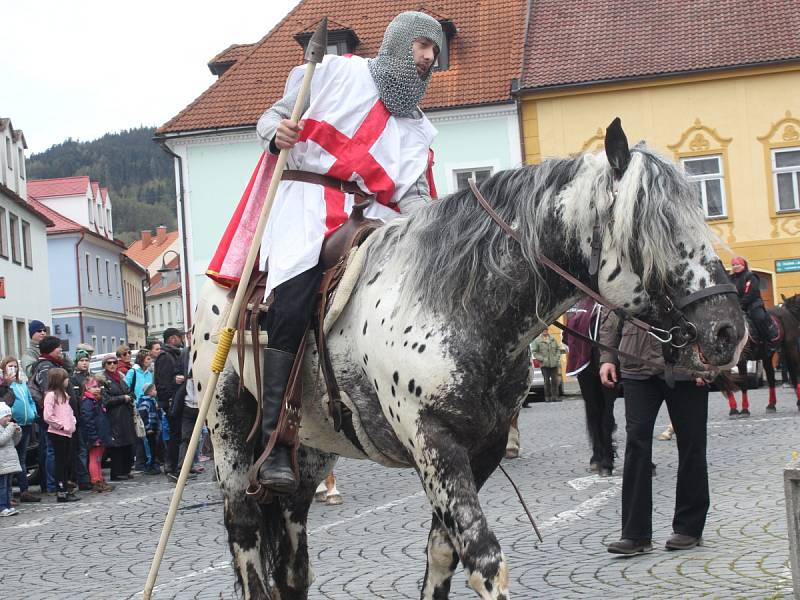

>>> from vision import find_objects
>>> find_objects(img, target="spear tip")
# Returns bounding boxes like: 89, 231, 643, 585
305, 16, 328, 64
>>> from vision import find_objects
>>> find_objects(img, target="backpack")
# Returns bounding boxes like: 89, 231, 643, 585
27, 362, 47, 409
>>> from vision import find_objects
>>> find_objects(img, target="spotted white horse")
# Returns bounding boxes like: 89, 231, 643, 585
193, 121, 745, 599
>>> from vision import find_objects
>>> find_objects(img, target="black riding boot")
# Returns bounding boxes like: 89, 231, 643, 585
257, 348, 298, 494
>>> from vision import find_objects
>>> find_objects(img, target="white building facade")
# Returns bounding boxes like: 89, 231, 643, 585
0, 118, 53, 357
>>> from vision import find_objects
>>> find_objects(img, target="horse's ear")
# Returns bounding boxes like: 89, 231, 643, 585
605, 117, 631, 177
781, 293, 787, 302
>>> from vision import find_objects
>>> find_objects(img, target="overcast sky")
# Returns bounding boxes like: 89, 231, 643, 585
1, 0, 301, 154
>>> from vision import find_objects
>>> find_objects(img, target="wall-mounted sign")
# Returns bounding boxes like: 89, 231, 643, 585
775, 258, 800, 273
0, 277, 5, 298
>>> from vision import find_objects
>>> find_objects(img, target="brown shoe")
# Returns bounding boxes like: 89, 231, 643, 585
19, 491, 42, 503
607, 538, 653, 555
665, 533, 702, 551
99, 480, 115, 492
92, 481, 105, 493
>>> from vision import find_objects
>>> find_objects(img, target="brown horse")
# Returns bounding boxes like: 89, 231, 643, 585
726, 294, 800, 415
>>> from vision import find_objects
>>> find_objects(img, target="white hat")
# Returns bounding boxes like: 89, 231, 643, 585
0, 403, 11, 420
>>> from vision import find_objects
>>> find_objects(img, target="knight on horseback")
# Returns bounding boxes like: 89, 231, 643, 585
238, 12, 444, 495
730, 256, 779, 351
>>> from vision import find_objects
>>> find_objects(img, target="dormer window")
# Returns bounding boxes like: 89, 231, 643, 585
295, 23, 359, 57
433, 19, 456, 71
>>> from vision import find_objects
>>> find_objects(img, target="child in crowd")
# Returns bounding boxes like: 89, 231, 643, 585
0, 403, 22, 516
137, 384, 162, 475
43, 368, 79, 502
80, 377, 114, 493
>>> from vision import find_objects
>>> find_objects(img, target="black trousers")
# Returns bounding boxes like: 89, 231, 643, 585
109, 445, 133, 479
577, 361, 616, 469
261, 264, 324, 355
178, 406, 200, 468
166, 410, 182, 474
48, 433, 71, 492
621, 377, 709, 540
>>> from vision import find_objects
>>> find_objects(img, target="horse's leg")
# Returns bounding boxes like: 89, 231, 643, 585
210, 370, 271, 600
416, 426, 508, 600
765, 353, 777, 411
740, 360, 750, 416
325, 471, 342, 505
504, 414, 520, 459
785, 341, 800, 409
268, 447, 337, 600
420, 435, 507, 600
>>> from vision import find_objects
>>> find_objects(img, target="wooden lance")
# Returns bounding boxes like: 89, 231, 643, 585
142, 17, 328, 599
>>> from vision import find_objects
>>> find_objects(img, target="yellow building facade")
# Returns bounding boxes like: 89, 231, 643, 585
520, 64, 800, 302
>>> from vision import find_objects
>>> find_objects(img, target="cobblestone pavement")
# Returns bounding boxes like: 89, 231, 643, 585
2, 387, 798, 600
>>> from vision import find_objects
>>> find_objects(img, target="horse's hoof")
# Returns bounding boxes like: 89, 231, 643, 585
505, 447, 519, 459
326, 493, 343, 505
314, 491, 328, 503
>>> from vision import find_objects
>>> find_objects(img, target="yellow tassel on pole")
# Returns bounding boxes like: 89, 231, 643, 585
212, 327, 235, 374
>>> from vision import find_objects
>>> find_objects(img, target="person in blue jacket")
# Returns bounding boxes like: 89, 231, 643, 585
125, 351, 155, 472
80, 377, 113, 493
0, 356, 40, 503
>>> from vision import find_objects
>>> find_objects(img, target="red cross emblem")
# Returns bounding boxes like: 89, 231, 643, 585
298, 100, 397, 233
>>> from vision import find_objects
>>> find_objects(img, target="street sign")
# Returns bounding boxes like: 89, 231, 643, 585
775, 258, 800, 273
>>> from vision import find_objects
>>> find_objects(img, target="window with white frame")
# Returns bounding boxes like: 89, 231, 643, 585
85, 253, 92, 291
773, 147, 800, 212
96, 257, 102, 292
8, 213, 20, 264
114, 264, 120, 296
5, 137, 12, 172
87, 198, 94, 223
101, 336, 107, 353
454, 167, 492, 192
21, 220, 32, 268
17, 147, 24, 180
105, 260, 111, 295
681, 155, 727, 219
0, 206, 7, 259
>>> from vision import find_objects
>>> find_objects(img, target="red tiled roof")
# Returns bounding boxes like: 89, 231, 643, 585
209, 43, 257, 67
158, 0, 527, 135
28, 176, 90, 199
28, 198, 84, 234
28, 197, 125, 247
125, 230, 180, 268
0, 183, 53, 226
91, 181, 100, 200
521, 0, 800, 91
101, 188, 109, 205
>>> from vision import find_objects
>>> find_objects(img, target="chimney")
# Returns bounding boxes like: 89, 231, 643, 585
141, 230, 152, 247
156, 226, 167, 244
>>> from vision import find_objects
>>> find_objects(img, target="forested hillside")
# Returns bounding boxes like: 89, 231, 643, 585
27, 127, 176, 245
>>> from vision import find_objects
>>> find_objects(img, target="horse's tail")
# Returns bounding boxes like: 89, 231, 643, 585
712, 371, 739, 393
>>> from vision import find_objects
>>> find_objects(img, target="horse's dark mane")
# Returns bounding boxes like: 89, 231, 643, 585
367, 146, 715, 318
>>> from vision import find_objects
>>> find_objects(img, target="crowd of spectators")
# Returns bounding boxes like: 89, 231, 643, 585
0, 322, 209, 514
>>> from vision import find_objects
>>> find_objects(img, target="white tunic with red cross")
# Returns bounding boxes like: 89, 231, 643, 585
259, 54, 437, 295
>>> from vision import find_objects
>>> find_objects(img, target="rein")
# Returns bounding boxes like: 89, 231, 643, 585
466, 178, 737, 351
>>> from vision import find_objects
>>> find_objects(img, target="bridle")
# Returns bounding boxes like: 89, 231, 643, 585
467, 178, 737, 353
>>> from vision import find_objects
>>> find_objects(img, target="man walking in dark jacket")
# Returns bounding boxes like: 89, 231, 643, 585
154, 328, 185, 481
599, 312, 709, 556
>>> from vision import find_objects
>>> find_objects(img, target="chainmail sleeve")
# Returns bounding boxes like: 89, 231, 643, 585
396, 171, 431, 215
256, 68, 310, 154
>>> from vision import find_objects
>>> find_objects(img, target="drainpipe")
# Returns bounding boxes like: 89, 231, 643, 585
75, 232, 86, 346
510, 78, 527, 165
157, 140, 192, 334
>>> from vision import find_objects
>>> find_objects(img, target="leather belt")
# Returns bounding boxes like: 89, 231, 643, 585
282, 170, 370, 198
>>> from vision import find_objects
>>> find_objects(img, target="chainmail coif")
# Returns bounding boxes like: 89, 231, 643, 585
367, 12, 444, 117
